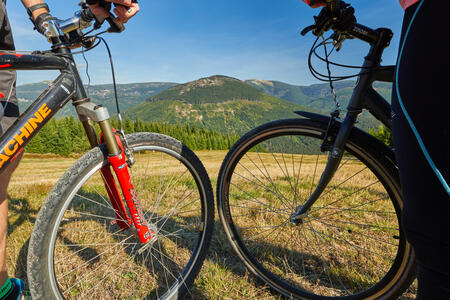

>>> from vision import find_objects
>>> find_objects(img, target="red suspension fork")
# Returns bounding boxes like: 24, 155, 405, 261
77, 103, 154, 244
98, 120, 154, 244
100, 166, 132, 230
107, 151, 154, 243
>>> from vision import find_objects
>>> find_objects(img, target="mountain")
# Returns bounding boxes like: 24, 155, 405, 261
149, 75, 264, 105
246, 79, 392, 129
16, 81, 178, 116
127, 75, 318, 134
16, 76, 392, 135
246, 79, 392, 110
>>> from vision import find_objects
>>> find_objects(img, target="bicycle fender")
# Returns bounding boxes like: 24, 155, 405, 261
294, 110, 397, 164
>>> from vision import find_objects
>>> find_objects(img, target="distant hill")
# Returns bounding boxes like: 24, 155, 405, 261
17, 81, 178, 116
246, 79, 392, 110
245, 79, 392, 130
149, 75, 264, 105
17, 76, 392, 135
127, 75, 318, 134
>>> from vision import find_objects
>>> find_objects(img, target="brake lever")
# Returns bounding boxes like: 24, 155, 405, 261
91, 0, 125, 32
105, 14, 125, 33
301, 25, 316, 36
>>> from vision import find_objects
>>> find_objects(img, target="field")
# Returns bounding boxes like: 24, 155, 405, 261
6, 151, 417, 299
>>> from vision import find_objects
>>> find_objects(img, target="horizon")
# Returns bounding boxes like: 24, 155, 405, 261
8, 0, 404, 86
15, 74, 358, 88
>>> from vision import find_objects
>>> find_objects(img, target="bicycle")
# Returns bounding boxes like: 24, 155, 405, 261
216, 1, 416, 299
0, 2, 214, 299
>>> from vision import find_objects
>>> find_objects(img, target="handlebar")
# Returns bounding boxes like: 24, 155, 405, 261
42, 1, 131, 47
302, 1, 381, 46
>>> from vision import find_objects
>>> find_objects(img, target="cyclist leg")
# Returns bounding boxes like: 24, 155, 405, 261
392, 1, 450, 299
0, 0, 23, 291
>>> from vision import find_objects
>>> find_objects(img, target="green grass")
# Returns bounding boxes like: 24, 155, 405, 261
6, 152, 417, 299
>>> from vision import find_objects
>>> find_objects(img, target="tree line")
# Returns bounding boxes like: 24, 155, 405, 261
26, 116, 240, 156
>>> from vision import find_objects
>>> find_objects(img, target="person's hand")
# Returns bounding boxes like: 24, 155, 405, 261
89, 0, 140, 24
302, 0, 326, 8
33, 12, 57, 35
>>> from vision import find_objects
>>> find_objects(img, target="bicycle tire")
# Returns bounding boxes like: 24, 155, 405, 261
217, 118, 415, 299
28, 132, 214, 299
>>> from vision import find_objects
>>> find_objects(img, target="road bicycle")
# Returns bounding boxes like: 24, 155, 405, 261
216, 1, 416, 299
0, 2, 214, 299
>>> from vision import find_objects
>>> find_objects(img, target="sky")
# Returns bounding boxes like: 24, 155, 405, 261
7, 0, 404, 86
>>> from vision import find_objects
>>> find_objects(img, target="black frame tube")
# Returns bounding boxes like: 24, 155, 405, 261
0, 45, 94, 173
0, 72, 76, 172
0, 52, 68, 70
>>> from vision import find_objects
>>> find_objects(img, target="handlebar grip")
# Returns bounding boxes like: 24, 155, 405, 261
106, 15, 125, 33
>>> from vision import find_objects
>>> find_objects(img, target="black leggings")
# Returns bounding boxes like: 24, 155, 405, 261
392, 1, 450, 298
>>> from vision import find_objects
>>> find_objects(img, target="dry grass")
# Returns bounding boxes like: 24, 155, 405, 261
6, 151, 417, 299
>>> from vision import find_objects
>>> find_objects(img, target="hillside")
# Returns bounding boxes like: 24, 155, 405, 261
127, 76, 318, 134
149, 75, 264, 104
246, 79, 392, 110
17, 81, 178, 116
246, 79, 392, 129
17, 77, 392, 134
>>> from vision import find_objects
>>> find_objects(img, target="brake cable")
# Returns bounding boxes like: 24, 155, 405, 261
96, 36, 135, 165
321, 35, 341, 115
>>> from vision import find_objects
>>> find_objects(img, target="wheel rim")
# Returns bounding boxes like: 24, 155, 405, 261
219, 125, 409, 298
48, 145, 208, 299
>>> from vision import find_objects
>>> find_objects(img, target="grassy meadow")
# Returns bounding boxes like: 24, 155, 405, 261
6, 151, 417, 299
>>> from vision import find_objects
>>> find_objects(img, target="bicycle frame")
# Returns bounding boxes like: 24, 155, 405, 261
0, 48, 154, 243
292, 26, 395, 220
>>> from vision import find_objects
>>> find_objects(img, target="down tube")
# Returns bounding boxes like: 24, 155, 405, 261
0, 72, 76, 173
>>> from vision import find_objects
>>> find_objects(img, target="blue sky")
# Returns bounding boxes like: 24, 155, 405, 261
7, 0, 404, 86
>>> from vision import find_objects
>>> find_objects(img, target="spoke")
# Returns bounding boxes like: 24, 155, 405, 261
319, 218, 399, 232
319, 166, 368, 199
242, 153, 293, 211
304, 221, 347, 294
54, 226, 131, 264
305, 221, 358, 294
303, 223, 393, 271
80, 242, 140, 299
308, 180, 381, 216
306, 195, 389, 224
314, 218, 399, 247
311, 206, 396, 215
293, 153, 305, 208
256, 150, 294, 208
57, 227, 129, 237
245, 218, 291, 244
155, 188, 196, 232
137, 150, 152, 200
229, 204, 289, 218
56, 242, 138, 247
307, 154, 320, 199
239, 222, 290, 231
74, 193, 117, 214
300, 222, 373, 293
63, 240, 138, 296
146, 166, 189, 222
67, 210, 123, 222
270, 151, 296, 207
297, 222, 328, 295
230, 173, 292, 214
57, 234, 135, 280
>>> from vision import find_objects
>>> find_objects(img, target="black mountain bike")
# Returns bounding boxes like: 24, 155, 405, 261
216, 1, 416, 299
0, 2, 214, 299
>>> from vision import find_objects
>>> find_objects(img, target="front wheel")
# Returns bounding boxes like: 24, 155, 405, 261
28, 132, 214, 299
217, 118, 415, 299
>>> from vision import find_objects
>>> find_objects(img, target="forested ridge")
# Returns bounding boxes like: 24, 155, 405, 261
26, 116, 240, 156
